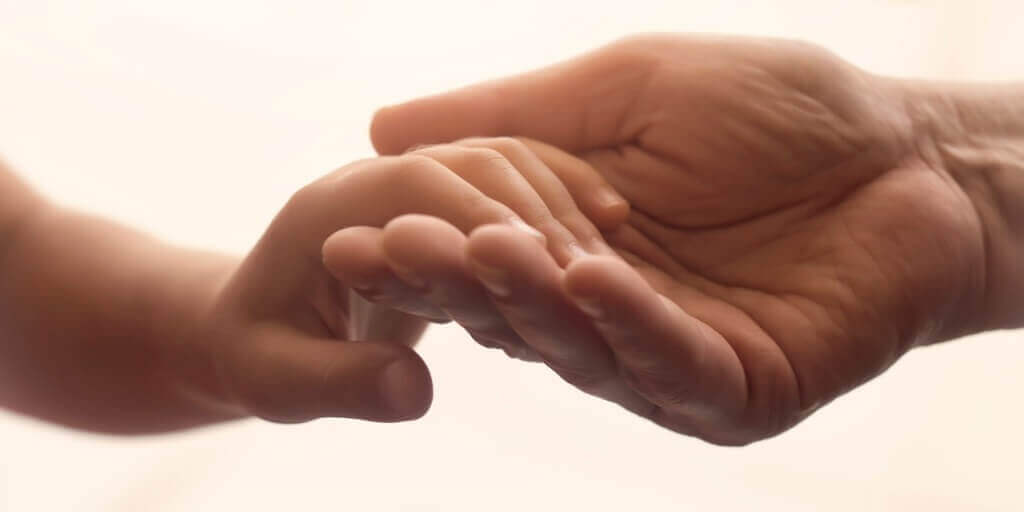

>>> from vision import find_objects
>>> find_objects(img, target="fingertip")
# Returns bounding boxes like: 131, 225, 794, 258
563, 255, 625, 295
371, 94, 478, 156
586, 188, 631, 231
320, 342, 433, 423
382, 214, 464, 245
322, 226, 384, 280
465, 224, 532, 262
379, 355, 433, 421
322, 230, 346, 269
369, 104, 408, 155
560, 256, 620, 318
226, 331, 434, 424
380, 214, 468, 277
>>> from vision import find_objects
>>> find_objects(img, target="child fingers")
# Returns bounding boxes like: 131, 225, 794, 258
220, 324, 432, 423
453, 137, 622, 260
323, 226, 449, 322
406, 144, 581, 264
518, 138, 630, 231
379, 214, 538, 360
291, 155, 543, 249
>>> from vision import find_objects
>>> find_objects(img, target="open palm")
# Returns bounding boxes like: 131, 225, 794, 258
371, 35, 987, 443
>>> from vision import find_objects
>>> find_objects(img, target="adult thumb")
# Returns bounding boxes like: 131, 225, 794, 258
370, 39, 653, 155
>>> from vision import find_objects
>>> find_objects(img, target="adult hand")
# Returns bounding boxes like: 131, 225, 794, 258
369, 35, 1023, 444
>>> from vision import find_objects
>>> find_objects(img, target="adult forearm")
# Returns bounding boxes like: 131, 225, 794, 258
907, 81, 1024, 333
0, 173, 241, 433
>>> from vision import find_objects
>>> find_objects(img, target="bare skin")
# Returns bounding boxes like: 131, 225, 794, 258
0, 141, 615, 433
367, 35, 1024, 444
3, 35, 1019, 444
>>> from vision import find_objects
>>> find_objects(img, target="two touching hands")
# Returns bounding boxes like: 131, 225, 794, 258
195, 136, 624, 425
190, 35, 1022, 445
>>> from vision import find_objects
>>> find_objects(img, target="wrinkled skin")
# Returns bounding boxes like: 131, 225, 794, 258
371, 35, 988, 444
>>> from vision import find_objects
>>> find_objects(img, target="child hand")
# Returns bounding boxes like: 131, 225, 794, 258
192, 137, 626, 423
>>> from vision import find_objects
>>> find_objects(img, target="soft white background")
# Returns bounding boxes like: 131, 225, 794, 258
1, 1, 1022, 510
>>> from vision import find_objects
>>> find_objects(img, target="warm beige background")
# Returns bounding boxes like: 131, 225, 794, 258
1, 1, 1022, 510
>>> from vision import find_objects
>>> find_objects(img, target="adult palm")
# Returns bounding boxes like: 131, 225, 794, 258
371, 35, 987, 443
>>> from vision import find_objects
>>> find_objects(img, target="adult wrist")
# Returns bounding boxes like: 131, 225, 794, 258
903, 80, 1024, 333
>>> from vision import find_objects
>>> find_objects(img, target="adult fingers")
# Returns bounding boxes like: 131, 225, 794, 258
562, 256, 747, 421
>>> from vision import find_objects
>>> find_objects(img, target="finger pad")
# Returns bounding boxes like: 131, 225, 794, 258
381, 215, 467, 270
323, 227, 386, 277
466, 225, 546, 267
564, 256, 646, 299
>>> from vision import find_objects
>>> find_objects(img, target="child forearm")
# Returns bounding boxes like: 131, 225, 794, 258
0, 170, 241, 433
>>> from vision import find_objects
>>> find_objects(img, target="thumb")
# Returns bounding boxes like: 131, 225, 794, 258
219, 325, 432, 423
370, 39, 653, 155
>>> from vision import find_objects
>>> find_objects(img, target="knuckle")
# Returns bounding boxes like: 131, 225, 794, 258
402, 147, 515, 185
284, 180, 325, 213
607, 34, 672, 61
286, 157, 391, 213
457, 147, 510, 170
460, 191, 504, 220
467, 136, 530, 157
413, 144, 509, 169
387, 154, 445, 184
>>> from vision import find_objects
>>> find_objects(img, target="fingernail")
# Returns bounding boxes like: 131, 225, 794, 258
568, 290, 604, 319
594, 187, 626, 210
470, 259, 511, 298
380, 359, 426, 418
508, 217, 547, 245
389, 262, 427, 290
